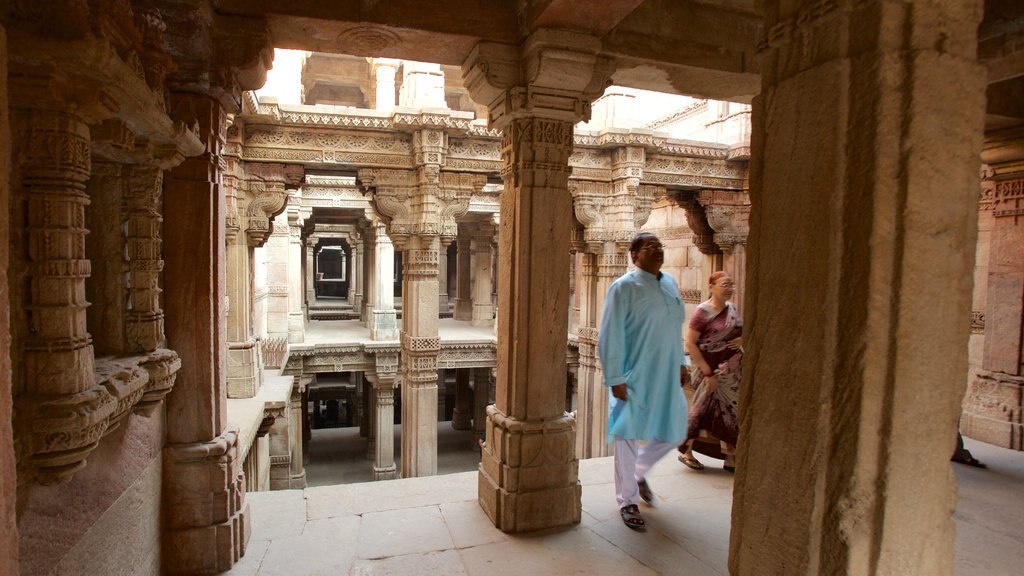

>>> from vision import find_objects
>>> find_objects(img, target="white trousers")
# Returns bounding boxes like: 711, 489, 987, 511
613, 437, 678, 508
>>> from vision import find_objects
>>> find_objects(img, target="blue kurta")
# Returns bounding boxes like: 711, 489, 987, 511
598, 268, 688, 444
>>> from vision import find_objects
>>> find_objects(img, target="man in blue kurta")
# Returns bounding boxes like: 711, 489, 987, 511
598, 232, 688, 530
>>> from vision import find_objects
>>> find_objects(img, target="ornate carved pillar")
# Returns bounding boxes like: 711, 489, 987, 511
462, 29, 612, 531
350, 231, 364, 309
9, 76, 116, 484
361, 161, 477, 477
227, 162, 298, 398
698, 189, 751, 311
287, 201, 305, 343
369, 220, 397, 340
399, 232, 442, 477
454, 230, 473, 320
367, 348, 399, 480
438, 243, 450, 312
471, 221, 496, 326
163, 91, 246, 572
732, 2, 986, 574
304, 233, 318, 312
963, 133, 1024, 450
289, 376, 309, 488
360, 218, 376, 324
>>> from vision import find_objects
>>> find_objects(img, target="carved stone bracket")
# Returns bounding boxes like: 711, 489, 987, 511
462, 29, 614, 128
358, 167, 417, 248
243, 162, 304, 247
258, 402, 287, 437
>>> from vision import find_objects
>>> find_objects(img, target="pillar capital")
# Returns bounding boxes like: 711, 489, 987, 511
462, 29, 614, 129
243, 162, 304, 247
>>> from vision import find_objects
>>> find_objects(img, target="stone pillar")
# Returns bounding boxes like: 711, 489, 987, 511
265, 212, 290, 341
225, 178, 258, 398
287, 204, 305, 343
454, 231, 473, 320
163, 92, 246, 572
350, 234, 364, 309
305, 234, 317, 311
964, 136, 1024, 449
451, 368, 473, 430
372, 59, 399, 112
370, 222, 398, 340
289, 376, 308, 488
731, 2, 986, 575
472, 367, 492, 438
438, 244, 450, 312
361, 224, 375, 324
462, 30, 612, 532
365, 378, 377, 459
366, 349, 399, 479
699, 190, 751, 310
471, 224, 496, 326
573, 248, 627, 459
399, 234, 441, 477
0, 25, 17, 574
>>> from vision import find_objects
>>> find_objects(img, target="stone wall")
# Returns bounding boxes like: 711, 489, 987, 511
17, 413, 165, 575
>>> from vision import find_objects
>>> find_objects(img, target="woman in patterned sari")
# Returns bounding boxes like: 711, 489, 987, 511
678, 271, 743, 472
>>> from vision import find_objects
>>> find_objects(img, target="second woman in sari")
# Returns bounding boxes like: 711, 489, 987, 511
678, 271, 743, 472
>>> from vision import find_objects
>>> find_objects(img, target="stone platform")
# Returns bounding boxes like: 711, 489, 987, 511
224, 438, 1022, 575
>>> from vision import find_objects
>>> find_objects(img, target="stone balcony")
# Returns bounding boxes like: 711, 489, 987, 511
225, 438, 1022, 576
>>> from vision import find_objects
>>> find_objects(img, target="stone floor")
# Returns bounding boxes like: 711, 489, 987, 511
226, 438, 1023, 575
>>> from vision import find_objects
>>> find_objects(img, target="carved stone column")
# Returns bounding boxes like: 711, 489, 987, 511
462, 29, 612, 531
731, 2, 986, 575
350, 232, 364, 309
438, 244, 450, 313
367, 348, 399, 480
451, 368, 473, 430
454, 231, 473, 320
399, 233, 442, 477
360, 219, 376, 324
163, 91, 247, 572
369, 221, 397, 340
289, 376, 309, 488
10, 80, 116, 484
287, 202, 305, 343
963, 133, 1024, 450
698, 189, 750, 311
227, 163, 296, 398
471, 222, 496, 326
304, 233, 317, 312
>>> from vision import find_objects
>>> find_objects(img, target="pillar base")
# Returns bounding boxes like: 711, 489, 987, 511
373, 465, 397, 480
164, 429, 248, 574
477, 407, 581, 532
963, 369, 1024, 450
290, 471, 306, 489
226, 339, 259, 399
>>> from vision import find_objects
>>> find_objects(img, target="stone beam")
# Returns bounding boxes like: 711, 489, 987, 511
524, 0, 646, 37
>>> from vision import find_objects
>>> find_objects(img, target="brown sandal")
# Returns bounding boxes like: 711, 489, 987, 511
679, 453, 705, 470
620, 504, 646, 530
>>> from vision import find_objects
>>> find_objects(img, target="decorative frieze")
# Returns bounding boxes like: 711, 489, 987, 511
993, 178, 1024, 218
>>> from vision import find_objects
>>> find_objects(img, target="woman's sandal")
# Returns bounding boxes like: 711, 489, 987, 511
952, 455, 987, 468
679, 453, 705, 470
620, 504, 646, 530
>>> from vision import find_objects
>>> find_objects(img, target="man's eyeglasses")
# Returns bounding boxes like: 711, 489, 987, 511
639, 243, 664, 252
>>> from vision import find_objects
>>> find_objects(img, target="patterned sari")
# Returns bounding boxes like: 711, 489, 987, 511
685, 301, 742, 456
